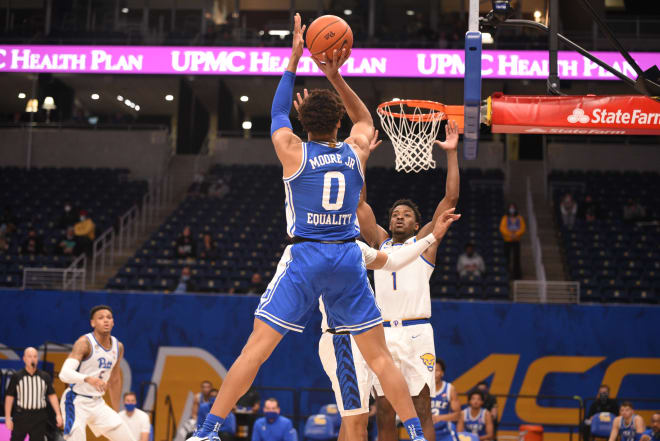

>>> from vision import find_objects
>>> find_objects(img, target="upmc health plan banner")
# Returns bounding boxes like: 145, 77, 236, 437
0, 45, 656, 80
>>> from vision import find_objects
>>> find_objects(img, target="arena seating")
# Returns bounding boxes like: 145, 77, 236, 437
107, 165, 508, 299
550, 170, 660, 304
0, 166, 148, 288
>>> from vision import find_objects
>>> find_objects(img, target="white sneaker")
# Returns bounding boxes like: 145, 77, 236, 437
186, 434, 221, 441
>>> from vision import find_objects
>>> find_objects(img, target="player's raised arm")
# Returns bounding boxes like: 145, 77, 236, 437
312, 49, 374, 162
270, 13, 304, 173
366, 208, 460, 270
416, 120, 460, 263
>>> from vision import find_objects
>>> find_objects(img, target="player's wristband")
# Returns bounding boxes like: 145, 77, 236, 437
421, 233, 437, 245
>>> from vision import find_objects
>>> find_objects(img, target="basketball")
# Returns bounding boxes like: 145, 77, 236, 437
305, 15, 353, 62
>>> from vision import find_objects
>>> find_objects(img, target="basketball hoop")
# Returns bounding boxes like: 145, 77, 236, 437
377, 99, 447, 173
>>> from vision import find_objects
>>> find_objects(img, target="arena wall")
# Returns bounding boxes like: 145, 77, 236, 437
548, 142, 660, 171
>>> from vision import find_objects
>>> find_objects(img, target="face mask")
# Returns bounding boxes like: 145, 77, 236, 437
125, 403, 136, 412
182, 275, 190, 281
509, 208, 516, 215
599, 393, 608, 400
65, 206, 71, 212
264, 411, 278, 423
80, 216, 86, 221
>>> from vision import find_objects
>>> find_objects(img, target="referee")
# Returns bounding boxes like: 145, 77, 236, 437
3, 347, 62, 441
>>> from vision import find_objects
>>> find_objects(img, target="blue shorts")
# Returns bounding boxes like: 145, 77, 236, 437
255, 241, 382, 335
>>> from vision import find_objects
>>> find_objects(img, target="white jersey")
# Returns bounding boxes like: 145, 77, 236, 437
71, 333, 119, 397
319, 240, 378, 331
373, 237, 434, 321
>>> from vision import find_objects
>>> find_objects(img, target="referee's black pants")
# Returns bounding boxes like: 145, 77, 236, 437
11, 408, 49, 441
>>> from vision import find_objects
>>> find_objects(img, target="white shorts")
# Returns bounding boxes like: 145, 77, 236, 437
61, 388, 124, 440
319, 332, 375, 417
373, 322, 435, 397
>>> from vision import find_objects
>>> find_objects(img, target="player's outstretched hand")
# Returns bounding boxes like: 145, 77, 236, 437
369, 129, 383, 152
291, 13, 306, 60
432, 208, 461, 240
434, 119, 459, 151
312, 48, 351, 79
293, 88, 309, 114
85, 376, 107, 393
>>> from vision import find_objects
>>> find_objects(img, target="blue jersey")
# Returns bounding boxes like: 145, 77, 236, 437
642, 429, 660, 441
283, 140, 363, 240
463, 408, 487, 436
432, 381, 456, 436
620, 416, 639, 441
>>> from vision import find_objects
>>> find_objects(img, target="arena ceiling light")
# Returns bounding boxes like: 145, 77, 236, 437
165, 94, 174, 101
121, 7, 129, 13
240, 95, 249, 102
533, 10, 543, 22
406, 10, 415, 16
344, 9, 352, 15
268, 30, 290, 38
135, 105, 140, 111
18, 92, 26, 99
91, 93, 100, 100
242, 121, 252, 130
482, 33, 494, 44
117, 95, 124, 101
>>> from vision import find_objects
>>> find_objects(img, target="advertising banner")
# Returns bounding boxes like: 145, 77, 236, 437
0, 45, 656, 80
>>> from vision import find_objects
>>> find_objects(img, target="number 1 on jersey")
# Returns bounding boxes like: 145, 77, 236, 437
322, 171, 346, 211
392, 272, 397, 290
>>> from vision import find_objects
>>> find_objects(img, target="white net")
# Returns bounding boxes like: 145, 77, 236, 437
377, 100, 445, 173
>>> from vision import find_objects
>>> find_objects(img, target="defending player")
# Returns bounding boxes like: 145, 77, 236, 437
58, 305, 136, 441
320, 208, 460, 441
191, 13, 430, 441
355, 119, 460, 441
431, 359, 460, 441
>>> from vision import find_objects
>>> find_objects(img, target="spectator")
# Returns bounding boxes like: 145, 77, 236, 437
608, 402, 645, 441
174, 267, 197, 293
58, 227, 77, 256
74, 210, 95, 256
119, 391, 151, 441
0, 228, 11, 253
200, 233, 218, 259
583, 385, 620, 441
580, 194, 599, 222
209, 177, 230, 199
0, 206, 18, 233
476, 382, 498, 434
56, 201, 78, 229
560, 194, 578, 229
499, 203, 525, 280
623, 199, 647, 222
176, 226, 197, 259
192, 381, 214, 420
457, 243, 486, 278
640, 412, 660, 441
251, 398, 296, 441
246, 273, 266, 294
20, 228, 44, 255
197, 390, 236, 441
457, 390, 493, 441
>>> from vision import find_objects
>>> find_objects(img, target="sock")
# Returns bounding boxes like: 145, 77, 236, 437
403, 417, 424, 440
197, 414, 224, 435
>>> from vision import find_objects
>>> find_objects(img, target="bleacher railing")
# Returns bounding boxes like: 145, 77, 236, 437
91, 227, 115, 285
513, 280, 580, 303
22, 253, 86, 291
117, 205, 140, 256
526, 177, 547, 285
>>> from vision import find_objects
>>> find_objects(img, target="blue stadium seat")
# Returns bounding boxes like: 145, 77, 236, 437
318, 404, 341, 435
591, 412, 615, 439
304, 414, 337, 441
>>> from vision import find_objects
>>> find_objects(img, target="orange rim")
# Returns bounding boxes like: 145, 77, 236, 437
377, 99, 449, 122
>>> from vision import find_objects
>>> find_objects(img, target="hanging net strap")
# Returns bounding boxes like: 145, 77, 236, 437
377, 100, 447, 173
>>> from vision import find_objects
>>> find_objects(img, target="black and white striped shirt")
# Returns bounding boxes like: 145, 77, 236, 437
6, 369, 55, 411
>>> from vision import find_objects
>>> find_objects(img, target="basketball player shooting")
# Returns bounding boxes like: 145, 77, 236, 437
356, 120, 460, 441
190, 13, 431, 441
58, 305, 136, 441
